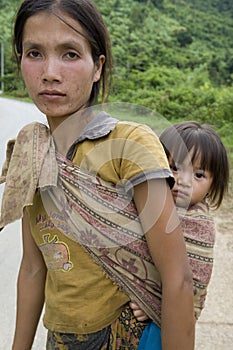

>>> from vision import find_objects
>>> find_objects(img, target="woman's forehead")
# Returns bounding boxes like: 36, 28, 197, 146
23, 11, 86, 40
22, 11, 91, 51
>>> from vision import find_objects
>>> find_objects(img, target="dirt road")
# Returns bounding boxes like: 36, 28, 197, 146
195, 195, 233, 349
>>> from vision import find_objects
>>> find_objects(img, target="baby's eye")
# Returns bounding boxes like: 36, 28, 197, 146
170, 164, 180, 173
195, 171, 205, 179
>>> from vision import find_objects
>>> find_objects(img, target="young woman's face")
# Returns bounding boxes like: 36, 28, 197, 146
169, 151, 213, 208
21, 11, 104, 127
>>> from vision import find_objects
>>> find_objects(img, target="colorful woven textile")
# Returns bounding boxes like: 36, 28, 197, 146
178, 202, 215, 319
0, 122, 57, 227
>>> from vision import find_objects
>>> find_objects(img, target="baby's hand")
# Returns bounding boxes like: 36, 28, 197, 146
130, 301, 149, 322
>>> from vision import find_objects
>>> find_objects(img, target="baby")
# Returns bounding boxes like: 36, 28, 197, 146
136, 121, 229, 349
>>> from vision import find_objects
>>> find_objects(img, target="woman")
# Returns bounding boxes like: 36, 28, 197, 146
0, 0, 195, 349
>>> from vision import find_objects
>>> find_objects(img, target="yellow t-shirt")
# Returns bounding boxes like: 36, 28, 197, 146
28, 191, 129, 334
28, 118, 172, 334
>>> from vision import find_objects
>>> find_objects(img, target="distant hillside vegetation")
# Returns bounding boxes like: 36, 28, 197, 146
1, 0, 233, 148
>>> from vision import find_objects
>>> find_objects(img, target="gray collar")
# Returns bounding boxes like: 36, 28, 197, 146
66, 111, 118, 159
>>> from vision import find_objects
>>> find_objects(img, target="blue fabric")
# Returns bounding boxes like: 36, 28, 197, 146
138, 321, 161, 350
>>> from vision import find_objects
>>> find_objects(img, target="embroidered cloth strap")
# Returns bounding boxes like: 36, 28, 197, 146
0, 122, 58, 228
48, 155, 216, 324
178, 202, 216, 319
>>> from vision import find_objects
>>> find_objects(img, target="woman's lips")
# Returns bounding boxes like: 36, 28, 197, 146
39, 90, 66, 99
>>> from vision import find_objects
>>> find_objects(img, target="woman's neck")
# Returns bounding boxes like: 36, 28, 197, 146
48, 109, 94, 156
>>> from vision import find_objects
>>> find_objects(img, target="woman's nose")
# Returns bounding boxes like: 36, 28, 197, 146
42, 58, 62, 83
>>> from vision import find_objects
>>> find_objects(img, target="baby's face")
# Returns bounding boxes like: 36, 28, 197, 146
169, 153, 213, 208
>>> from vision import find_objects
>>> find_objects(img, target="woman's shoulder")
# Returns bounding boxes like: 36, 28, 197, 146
114, 121, 158, 139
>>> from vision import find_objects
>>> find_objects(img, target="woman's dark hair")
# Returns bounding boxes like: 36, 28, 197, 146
13, 0, 113, 105
160, 121, 230, 209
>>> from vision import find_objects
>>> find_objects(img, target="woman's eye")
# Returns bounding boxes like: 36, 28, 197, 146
65, 52, 79, 59
28, 50, 41, 58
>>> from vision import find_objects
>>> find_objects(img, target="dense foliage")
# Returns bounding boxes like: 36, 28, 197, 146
0, 0, 233, 150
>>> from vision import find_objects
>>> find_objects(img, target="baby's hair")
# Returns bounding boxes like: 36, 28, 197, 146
160, 121, 229, 209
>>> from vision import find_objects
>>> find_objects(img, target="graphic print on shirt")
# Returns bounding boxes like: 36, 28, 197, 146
39, 234, 73, 272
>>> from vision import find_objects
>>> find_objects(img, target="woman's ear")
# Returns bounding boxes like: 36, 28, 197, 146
93, 55, 105, 82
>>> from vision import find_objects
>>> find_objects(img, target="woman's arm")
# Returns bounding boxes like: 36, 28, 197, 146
133, 179, 195, 350
12, 209, 47, 350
